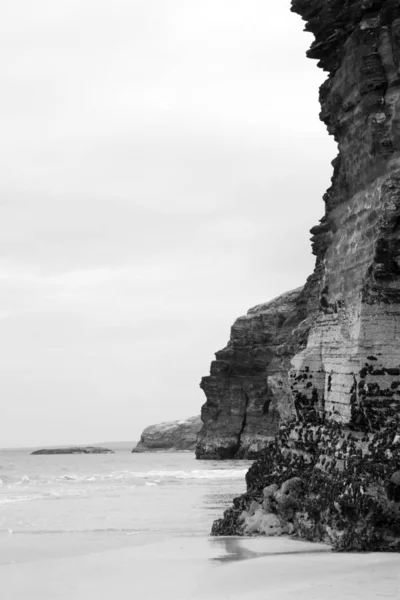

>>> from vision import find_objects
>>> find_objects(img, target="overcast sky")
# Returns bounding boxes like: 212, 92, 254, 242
0, 0, 335, 447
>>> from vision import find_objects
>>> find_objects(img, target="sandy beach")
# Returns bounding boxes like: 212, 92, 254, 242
1, 535, 399, 600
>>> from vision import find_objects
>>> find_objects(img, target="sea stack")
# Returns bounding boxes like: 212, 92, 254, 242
206, 0, 400, 551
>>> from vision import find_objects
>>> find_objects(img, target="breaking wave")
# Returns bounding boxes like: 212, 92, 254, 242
54, 469, 247, 483
0, 489, 87, 505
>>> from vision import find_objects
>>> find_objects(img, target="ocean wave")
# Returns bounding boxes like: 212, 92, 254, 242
0, 494, 45, 505
48, 489, 87, 498
53, 469, 247, 483
15, 475, 32, 485
57, 474, 82, 482
132, 469, 248, 480
0, 527, 152, 536
0, 489, 86, 505
1, 468, 247, 489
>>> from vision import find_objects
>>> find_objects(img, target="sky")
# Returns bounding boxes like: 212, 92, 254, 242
0, 0, 336, 447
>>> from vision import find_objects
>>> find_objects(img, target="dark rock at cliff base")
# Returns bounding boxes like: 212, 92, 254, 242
31, 446, 114, 455
196, 287, 310, 460
132, 416, 202, 453
209, 0, 400, 551
212, 423, 400, 551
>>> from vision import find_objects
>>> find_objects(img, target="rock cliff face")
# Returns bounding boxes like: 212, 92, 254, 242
196, 288, 310, 459
132, 416, 202, 453
198, 0, 400, 460
207, 0, 400, 550
289, 0, 400, 433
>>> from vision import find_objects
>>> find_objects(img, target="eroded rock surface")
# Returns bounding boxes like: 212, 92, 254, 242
212, 423, 400, 551
196, 288, 309, 459
290, 0, 400, 432
210, 0, 400, 550
132, 416, 202, 453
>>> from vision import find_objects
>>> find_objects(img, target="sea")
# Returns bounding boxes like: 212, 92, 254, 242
0, 444, 251, 565
1, 445, 398, 599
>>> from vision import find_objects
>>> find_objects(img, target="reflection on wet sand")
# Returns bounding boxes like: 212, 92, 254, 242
210, 537, 331, 563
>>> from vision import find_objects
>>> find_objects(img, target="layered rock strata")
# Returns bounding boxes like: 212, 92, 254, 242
208, 0, 400, 550
289, 0, 400, 436
132, 416, 202, 452
196, 288, 309, 459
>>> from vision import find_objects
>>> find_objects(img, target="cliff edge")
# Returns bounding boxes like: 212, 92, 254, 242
208, 0, 400, 551
196, 288, 309, 459
132, 416, 202, 453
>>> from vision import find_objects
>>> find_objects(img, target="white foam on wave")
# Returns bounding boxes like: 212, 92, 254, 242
55, 474, 103, 483
127, 469, 248, 480
51, 468, 247, 483
0, 488, 87, 505
2, 468, 247, 490
0, 494, 44, 505
57, 474, 81, 482
48, 489, 87, 498
15, 475, 32, 485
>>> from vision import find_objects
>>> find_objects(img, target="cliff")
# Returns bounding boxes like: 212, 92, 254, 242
132, 416, 202, 453
289, 0, 400, 432
208, 0, 400, 550
196, 288, 309, 459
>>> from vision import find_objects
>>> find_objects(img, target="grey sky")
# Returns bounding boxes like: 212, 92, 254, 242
0, 0, 335, 447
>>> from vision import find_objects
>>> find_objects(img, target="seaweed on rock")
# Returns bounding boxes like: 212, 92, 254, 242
212, 420, 400, 551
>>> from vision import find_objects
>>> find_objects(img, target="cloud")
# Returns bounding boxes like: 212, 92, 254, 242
0, 0, 336, 446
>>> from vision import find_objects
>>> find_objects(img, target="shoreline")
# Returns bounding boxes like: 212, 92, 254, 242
1, 534, 398, 599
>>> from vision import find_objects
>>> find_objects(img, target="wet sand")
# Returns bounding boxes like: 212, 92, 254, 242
1, 535, 399, 599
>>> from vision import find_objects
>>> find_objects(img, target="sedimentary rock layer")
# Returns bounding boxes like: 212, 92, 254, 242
196, 288, 309, 459
290, 0, 400, 429
199, 0, 400, 454
209, 0, 400, 550
132, 416, 202, 452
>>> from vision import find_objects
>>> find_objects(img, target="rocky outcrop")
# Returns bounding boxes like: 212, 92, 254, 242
196, 288, 310, 459
132, 416, 202, 452
209, 0, 400, 550
31, 446, 114, 455
212, 423, 400, 551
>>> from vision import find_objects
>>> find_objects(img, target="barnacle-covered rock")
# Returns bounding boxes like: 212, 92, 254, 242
212, 422, 400, 550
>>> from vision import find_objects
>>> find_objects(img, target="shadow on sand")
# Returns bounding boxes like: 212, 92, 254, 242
209, 537, 331, 564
